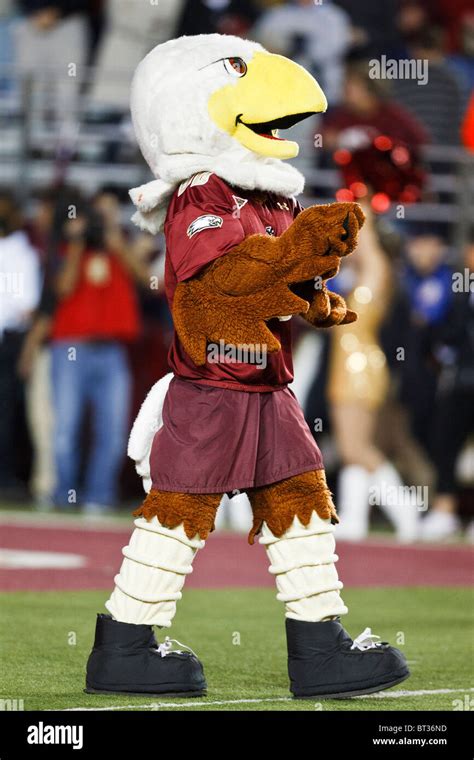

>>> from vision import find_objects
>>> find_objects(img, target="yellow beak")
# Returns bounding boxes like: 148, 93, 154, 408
208, 51, 327, 159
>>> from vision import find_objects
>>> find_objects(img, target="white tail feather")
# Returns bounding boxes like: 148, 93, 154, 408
127, 373, 173, 492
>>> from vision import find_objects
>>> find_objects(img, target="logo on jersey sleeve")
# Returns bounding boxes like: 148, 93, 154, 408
186, 214, 223, 238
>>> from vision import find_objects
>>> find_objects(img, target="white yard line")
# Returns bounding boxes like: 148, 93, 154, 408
359, 687, 474, 699
0, 548, 87, 569
63, 687, 474, 711
64, 697, 292, 711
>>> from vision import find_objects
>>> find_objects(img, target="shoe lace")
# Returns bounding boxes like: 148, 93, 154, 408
157, 635, 197, 658
350, 627, 383, 651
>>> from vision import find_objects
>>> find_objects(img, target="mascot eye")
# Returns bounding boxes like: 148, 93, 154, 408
223, 57, 247, 77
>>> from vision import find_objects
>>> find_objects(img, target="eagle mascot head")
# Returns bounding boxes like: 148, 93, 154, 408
129, 33, 327, 233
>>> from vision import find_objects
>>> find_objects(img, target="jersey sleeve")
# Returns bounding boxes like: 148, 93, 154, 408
164, 177, 246, 282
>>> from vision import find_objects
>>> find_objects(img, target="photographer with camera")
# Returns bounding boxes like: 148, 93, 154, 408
49, 199, 143, 514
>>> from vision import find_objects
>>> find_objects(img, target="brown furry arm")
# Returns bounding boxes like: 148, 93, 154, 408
173, 201, 365, 365
173, 258, 309, 366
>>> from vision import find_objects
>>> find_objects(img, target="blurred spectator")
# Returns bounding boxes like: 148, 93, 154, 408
88, 0, 184, 116
321, 60, 430, 154
91, 185, 152, 288
13, 1, 89, 152
26, 187, 59, 262
398, 2, 474, 63
404, 231, 453, 325
17, 187, 68, 507
0, 0, 17, 94
397, 1, 434, 46
87, 185, 169, 433
430, 0, 474, 53
328, 201, 419, 542
49, 202, 144, 513
252, 0, 351, 104
398, 225, 454, 456
421, 237, 474, 540
126, 238, 172, 414
18, 188, 84, 508
86, 0, 106, 62
446, 13, 474, 106
177, 0, 260, 37
334, 0, 403, 58
18, 308, 55, 507
0, 190, 41, 499
391, 27, 465, 146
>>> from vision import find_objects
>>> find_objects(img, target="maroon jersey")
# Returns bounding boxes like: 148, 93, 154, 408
164, 172, 302, 392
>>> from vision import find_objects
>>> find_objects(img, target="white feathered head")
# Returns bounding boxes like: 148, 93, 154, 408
130, 34, 327, 233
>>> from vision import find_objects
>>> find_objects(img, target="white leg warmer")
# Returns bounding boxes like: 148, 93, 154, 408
260, 511, 348, 622
105, 517, 204, 627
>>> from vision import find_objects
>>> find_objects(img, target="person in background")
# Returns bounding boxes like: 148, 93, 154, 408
17, 187, 76, 508
0, 190, 41, 500
445, 12, 474, 106
391, 26, 465, 146
428, 0, 474, 54
399, 225, 454, 457
321, 60, 431, 155
176, 0, 260, 38
91, 184, 152, 289
334, 0, 403, 59
26, 187, 59, 263
91, 183, 169, 403
13, 0, 89, 153
397, 0, 434, 46
252, 0, 351, 105
87, 0, 184, 126
420, 237, 474, 541
0, 0, 17, 95
327, 201, 419, 542
17, 305, 56, 507
49, 204, 144, 514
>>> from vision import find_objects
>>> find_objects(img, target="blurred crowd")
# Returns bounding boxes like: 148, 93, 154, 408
0, 0, 472, 150
0, 0, 473, 542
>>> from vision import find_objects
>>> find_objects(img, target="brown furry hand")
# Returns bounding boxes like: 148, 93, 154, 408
277, 201, 365, 279
304, 288, 358, 328
288, 202, 364, 329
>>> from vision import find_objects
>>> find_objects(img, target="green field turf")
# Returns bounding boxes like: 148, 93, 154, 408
0, 587, 472, 711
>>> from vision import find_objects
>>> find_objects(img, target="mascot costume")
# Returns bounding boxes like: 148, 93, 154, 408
85, 34, 409, 699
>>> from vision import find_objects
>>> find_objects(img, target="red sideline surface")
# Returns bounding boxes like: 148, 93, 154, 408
0, 520, 472, 591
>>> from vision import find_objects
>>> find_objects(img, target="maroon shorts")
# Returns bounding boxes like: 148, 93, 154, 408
150, 376, 323, 494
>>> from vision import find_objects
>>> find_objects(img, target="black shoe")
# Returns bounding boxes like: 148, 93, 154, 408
85, 614, 207, 697
286, 618, 410, 699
